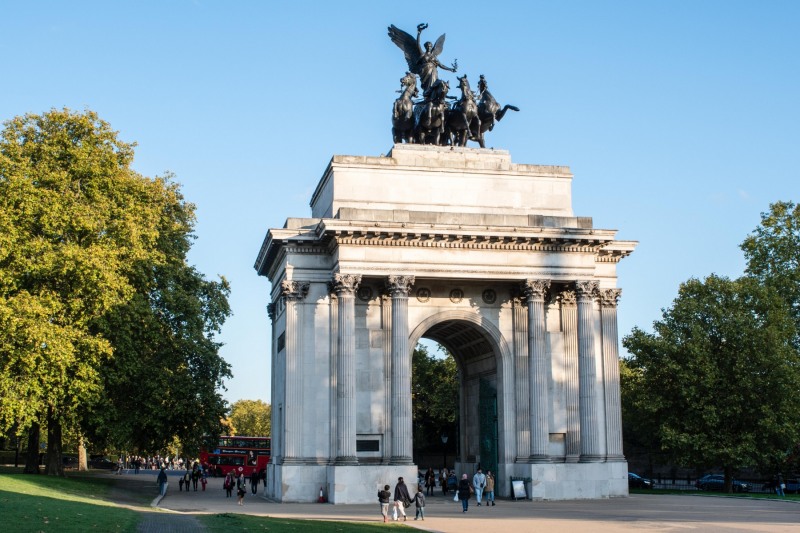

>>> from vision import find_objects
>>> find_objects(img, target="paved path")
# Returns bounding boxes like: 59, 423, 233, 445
111, 471, 800, 533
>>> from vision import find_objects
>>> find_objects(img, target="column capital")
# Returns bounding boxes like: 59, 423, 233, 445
267, 302, 276, 321
281, 280, 310, 301
575, 280, 599, 300
331, 273, 361, 295
558, 290, 577, 307
385, 275, 415, 297
522, 279, 551, 302
599, 288, 622, 308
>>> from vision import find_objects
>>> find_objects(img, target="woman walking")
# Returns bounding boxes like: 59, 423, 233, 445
458, 473, 472, 513
224, 471, 235, 498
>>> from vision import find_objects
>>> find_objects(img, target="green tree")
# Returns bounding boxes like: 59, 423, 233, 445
619, 357, 662, 473
411, 344, 458, 462
0, 109, 174, 474
229, 400, 271, 437
741, 201, 800, 343
622, 275, 800, 491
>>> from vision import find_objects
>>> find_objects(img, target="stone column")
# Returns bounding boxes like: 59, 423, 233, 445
600, 288, 625, 461
387, 275, 415, 465
559, 291, 580, 462
512, 293, 530, 462
523, 279, 551, 462
332, 273, 361, 465
576, 280, 602, 462
381, 294, 392, 462
267, 302, 280, 462
280, 280, 309, 463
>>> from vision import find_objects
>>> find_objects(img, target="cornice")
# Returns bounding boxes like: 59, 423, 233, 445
256, 220, 637, 278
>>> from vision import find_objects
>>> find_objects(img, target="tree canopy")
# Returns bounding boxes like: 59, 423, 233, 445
411, 343, 458, 461
741, 201, 800, 344
0, 109, 231, 472
622, 275, 800, 489
228, 400, 271, 437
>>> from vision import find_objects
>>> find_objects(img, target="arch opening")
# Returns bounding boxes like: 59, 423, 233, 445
411, 317, 502, 488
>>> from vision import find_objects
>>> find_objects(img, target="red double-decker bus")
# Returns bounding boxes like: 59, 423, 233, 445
200, 436, 271, 477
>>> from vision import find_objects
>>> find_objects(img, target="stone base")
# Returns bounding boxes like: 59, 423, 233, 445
503, 460, 628, 500
266, 463, 418, 504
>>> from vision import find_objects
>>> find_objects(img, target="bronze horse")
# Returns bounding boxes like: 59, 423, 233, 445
472, 74, 519, 148
414, 79, 450, 145
392, 73, 418, 144
446, 74, 480, 147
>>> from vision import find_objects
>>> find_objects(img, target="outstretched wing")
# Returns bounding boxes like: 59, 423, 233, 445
431, 33, 446, 58
388, 25, 421, 73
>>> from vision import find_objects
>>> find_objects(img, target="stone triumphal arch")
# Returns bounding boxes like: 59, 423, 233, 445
255, 144, 636, 503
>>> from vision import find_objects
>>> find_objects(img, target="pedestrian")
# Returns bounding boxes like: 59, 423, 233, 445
201, 468, 208, 491
485, 470, 496, 506
184, 469, 192, 493
192, 465, 200, 491
392, 476, 412, 521
424, 467, 436, 496
378, 484, 392, 523
776, 473, 786, 497
458, 473, 472, 512
224, 471, 234, 498
179, 475, 184, 491
237, 472, 247, 505
157, 467, 168, 497
440, 467, 449, 495
473, 467, 486, 506
413, 486, 426, 521
250, 469, 259, 494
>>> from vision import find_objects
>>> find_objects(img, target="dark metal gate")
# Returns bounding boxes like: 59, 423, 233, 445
479, 379, 498, 475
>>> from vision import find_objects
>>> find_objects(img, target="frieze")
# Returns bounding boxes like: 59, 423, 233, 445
334, 233, 608, 254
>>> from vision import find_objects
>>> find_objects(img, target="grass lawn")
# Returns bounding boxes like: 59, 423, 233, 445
0, 467, 140, 533
0, 467, 413, 532
199, 513, 414, 531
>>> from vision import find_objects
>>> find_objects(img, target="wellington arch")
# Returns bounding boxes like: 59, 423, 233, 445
254, 144, 636, 503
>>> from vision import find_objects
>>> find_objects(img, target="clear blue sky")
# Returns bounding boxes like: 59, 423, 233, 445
2, 1, 798, 405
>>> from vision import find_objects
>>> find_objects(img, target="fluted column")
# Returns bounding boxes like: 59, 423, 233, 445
523, 279, 551, 462
560, 291, 580, 462
281, 280, 309, 463
387, 275, 415, 465
512, 293, 530, 462
576, 280, 602, 462
600, 289, 625, 461
267, 302, 280, 463
332, 273, 361, 465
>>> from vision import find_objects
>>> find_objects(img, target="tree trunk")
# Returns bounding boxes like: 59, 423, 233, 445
78, 436, 88, 471
724, 465, 733, 493
44, 409, 65, 476
23, 422, 41, 474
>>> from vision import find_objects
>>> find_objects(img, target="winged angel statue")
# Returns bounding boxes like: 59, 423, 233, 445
388, 23, 458, 98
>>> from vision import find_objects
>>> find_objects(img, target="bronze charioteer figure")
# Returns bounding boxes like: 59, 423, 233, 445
388, 23, 457, 100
